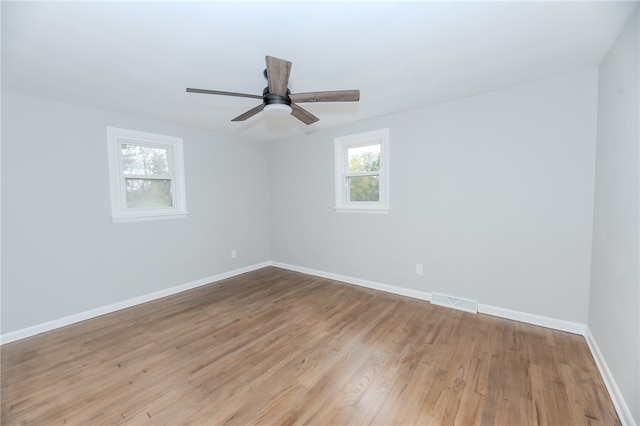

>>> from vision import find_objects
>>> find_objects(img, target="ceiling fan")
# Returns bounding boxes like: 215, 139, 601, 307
186, 56, 360, 125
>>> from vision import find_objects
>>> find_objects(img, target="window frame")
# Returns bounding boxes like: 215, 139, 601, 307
334, 128, 390, 213
106, 127, 188, 223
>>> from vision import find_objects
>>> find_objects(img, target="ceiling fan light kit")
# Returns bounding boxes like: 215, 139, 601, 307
263, 103, 292, 117
186, 55, 360, 125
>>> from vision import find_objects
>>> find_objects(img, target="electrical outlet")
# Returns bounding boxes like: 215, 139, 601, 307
415, 264, 423, 275
231, 249, 237, 259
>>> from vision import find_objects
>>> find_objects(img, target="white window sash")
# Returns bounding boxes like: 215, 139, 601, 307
122, 174, 175, 180
345, 171, 381, 178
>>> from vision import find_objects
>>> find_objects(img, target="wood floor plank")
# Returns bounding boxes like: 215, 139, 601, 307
1, 267, 620, 425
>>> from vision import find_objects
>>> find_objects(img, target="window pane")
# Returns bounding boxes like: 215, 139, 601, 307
122, 144, 169, 176
125, 178, 173, 208
348, 175, 379, 202
347, 144, 381, 173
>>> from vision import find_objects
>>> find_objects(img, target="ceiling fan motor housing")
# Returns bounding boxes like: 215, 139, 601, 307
262, 86, 291, 106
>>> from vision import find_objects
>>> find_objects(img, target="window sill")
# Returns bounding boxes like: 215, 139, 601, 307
334, 207, 389, 214
112, 210, 189, 223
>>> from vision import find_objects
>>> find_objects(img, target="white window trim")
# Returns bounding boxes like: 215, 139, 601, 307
106, 127, 188, 223
334, 128, 390, 213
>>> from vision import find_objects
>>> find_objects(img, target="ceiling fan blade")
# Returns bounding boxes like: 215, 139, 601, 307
231, 104, 265, 122
289, 90, 360, 103
291, 104, 319, 125
186, 88, 262, 100
265, 56, 292, 97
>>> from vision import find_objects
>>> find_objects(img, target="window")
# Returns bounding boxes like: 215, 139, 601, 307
107, 127, 187, 222
334, 128, 389, 212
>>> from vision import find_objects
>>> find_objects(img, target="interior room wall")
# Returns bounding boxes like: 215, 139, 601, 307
269, 69, 598, 324
589, 7, 640, 424
1, 91, 271, 334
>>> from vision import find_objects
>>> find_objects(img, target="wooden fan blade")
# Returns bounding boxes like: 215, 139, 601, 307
231, 104, 265, 122
291, 104, 319, 125
265, 56, 292, 97
186, 88, 262, 100
289, 90, 360, 103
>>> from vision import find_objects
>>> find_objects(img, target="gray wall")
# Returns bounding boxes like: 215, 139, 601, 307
269, 69, 598, 323
1, 92, 271, 333
589, 7, 640, 424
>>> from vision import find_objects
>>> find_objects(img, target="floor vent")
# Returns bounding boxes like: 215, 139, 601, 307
431, 292, 478, 314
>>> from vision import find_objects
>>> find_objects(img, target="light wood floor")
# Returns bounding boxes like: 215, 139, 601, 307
2, 267, 618, 425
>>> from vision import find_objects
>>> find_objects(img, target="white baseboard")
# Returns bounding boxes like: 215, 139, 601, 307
0, 261, 271, 345
585, 327, 636, 426
478, 303, 586, 335
270, 261, 432, 302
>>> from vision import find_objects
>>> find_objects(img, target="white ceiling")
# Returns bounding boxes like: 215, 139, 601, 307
2, 1, 638, 141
